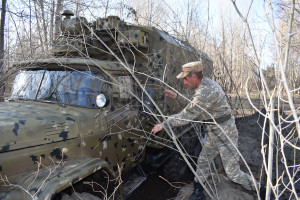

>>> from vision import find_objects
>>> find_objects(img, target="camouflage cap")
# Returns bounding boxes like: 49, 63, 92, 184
176, 61, 203, 79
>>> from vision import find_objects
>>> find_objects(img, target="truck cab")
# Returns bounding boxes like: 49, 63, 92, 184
0, 11, 212, 200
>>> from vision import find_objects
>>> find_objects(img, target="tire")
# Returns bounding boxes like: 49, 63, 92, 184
163, 128, 202, 182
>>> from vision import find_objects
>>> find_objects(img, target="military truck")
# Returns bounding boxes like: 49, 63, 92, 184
0, 11, 213, 200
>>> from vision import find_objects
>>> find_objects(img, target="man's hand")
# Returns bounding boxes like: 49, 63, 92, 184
151, 124, 163, 134
164, 89, 177, 99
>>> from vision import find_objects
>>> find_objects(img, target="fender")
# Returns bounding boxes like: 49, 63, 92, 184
0, 157, 112, 200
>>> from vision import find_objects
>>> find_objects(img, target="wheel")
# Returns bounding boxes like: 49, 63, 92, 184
163, 128, 202, 182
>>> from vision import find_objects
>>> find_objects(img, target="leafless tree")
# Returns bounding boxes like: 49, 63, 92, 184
0, 0, 7, 101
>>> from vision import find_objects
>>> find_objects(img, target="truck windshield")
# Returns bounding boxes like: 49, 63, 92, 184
11, 69, 105, 108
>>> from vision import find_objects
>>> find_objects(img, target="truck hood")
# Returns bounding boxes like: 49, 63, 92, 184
0, 101, 79, 153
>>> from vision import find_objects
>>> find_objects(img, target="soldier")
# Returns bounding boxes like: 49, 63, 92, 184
151, 61, 258, 200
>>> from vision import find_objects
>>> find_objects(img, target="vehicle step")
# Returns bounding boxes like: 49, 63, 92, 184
123, 165, 147, 199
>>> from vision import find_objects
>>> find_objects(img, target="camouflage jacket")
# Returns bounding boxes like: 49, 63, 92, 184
163, 77, 231, 128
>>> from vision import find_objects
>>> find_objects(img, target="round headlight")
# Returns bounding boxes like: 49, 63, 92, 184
96, 94, 107, 108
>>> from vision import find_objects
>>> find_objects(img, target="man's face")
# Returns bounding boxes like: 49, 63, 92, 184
183, 73, 200, 90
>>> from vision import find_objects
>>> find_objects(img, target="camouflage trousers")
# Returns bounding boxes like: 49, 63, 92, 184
194, 117, 257, 191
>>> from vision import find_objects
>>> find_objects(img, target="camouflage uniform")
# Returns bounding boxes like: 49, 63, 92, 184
163, 77, 257, 191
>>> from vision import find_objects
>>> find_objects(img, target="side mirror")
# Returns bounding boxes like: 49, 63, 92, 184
141, 89, 155, 113
96, 94, 109, 108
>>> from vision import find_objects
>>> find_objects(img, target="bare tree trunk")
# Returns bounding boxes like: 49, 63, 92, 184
0, 0, 7, 101
229, 31, 233, 93
104, 0, 109, 17
50, 0, 55, 47
221, 16, 227, 92
29, 0, 33, 55
34, 0, 45, 54
39, 0, 48, 51
75, 0, 79, 16
54, 0, 64, 40
186, 0, 190, 40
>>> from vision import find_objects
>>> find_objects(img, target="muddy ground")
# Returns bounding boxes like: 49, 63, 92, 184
129, 111, 299, 200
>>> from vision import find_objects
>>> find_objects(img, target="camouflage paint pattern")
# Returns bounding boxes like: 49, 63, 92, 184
163, 77, 231, 127
163, 77, 257, 191
195, 117, 257, 191
0, 60, 146, 199
0, 14, 213, 199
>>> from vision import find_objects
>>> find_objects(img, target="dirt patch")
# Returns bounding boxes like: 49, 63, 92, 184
175, 175, 257, 200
